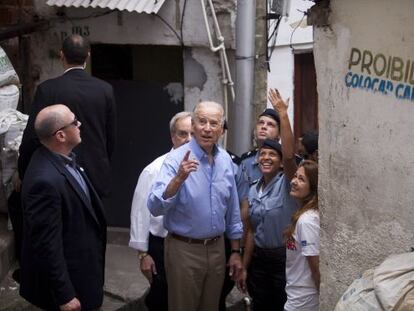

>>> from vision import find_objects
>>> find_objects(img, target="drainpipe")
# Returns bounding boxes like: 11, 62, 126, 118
230, 0, 256, 156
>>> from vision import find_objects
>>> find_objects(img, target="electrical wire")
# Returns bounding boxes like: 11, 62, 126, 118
180, 0, 188, 47
267, 16, 281, 62
59, 10, 114, 22
289, 11, 306, 52
266, 0, 282, 72
153, 13, 183, 45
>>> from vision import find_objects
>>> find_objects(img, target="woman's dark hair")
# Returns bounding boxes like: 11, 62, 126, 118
302, 131, 318, 156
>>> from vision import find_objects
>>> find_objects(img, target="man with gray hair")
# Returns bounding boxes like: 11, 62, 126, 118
20, 104, 106, 311
148, 101, 243, 311
129, 111, 192, 311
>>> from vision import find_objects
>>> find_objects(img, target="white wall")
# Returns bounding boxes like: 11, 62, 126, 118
314, 0, 414, 309
267, 0, 314, 124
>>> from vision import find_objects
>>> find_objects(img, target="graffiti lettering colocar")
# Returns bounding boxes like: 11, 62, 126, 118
345, 47, 414, 101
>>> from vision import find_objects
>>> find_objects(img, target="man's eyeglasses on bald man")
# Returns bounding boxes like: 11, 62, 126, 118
52, 117, 79, 136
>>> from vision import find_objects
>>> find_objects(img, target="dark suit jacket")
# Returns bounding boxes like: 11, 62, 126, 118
18, 68, 116, 198
20, 147, 107, 311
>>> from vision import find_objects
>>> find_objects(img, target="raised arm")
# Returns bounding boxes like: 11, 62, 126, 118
148, 150, 198, 216
268, 88, 297, 181
163, 150, 198, 199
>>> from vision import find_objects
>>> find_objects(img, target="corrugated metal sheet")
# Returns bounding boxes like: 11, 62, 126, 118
46, 0, 167, 14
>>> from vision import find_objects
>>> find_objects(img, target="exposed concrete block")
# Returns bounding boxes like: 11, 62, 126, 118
184, 49, 207, 90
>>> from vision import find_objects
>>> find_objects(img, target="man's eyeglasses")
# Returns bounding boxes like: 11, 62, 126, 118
52, 117, 79, 136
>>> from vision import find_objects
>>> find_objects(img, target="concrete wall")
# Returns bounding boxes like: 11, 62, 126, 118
184, 47, 234, 112
267, 0, 313, 125
31, 0, 236, 111
314, 0, 414, 309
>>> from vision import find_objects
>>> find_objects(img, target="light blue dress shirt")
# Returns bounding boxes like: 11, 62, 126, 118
148, 139, 243, 240
248, 171, 298, 248
239, 151, 261, 186
233, 162, 249, 201
56, 152, 91, 201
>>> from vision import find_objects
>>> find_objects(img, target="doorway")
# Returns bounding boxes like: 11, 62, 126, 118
91, 44, 184, 227
293, 52, 318, 139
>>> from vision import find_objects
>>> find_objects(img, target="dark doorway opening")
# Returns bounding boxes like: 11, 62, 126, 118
293, 52, 318, 140
91, 44, 184, 227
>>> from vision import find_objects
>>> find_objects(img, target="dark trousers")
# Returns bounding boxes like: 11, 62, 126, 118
145, 233, 168, 311
219, 238, 234, 311
247, 246, 287, 311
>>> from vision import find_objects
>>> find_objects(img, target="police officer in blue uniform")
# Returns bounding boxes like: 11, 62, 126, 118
239, 108, 281, 186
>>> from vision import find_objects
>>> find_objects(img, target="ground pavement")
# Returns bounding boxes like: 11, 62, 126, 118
0, 227, 246, 310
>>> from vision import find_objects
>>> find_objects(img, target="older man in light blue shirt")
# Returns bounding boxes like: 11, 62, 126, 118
148, 101, 243, 311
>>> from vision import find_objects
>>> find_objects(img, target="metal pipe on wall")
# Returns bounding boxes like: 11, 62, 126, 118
229, 0, 256, 156
200, 0, 235, 149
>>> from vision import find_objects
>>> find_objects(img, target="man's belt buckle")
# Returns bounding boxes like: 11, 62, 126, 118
188, 236, 218, 245
203, 236, 219, 245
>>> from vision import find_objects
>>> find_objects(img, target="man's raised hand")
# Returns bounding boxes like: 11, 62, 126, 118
268, 88, 289, 116
176, 150, 198, 182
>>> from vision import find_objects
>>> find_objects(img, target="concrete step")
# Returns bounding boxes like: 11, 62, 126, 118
0, 213, 15, 284
104, 243, 149, 310
0, 265, 136, 311
0, 264, 40, 311
0, 243, 147, 311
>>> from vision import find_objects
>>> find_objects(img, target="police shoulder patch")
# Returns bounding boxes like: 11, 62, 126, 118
241, 149, 258, 161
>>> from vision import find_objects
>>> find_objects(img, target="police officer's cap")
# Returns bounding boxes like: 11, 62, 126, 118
259, 108, 280, 125
261, 138, 283, 159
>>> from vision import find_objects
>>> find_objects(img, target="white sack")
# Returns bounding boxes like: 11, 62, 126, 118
0, 84, 20, 110
374, 252, 414, 311
334, 269, 383, 311
0, 108, 28, 150
0, 48, 19, 87
0, 109, 28, 199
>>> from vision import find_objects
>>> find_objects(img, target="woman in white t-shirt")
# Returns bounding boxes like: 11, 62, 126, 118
284, 160, 320, 311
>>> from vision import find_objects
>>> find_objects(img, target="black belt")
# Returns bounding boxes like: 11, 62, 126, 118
149, 233, 166, 242
170, 233, 221, 246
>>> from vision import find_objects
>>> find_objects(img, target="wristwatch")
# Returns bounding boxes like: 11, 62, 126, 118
138, 252, 149, 260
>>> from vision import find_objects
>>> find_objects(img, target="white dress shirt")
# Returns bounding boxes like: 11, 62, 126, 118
63, 66, 85, 74
129, 153, 168, 252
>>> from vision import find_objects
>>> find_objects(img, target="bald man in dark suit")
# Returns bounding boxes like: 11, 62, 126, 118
20, 104, 106, 311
